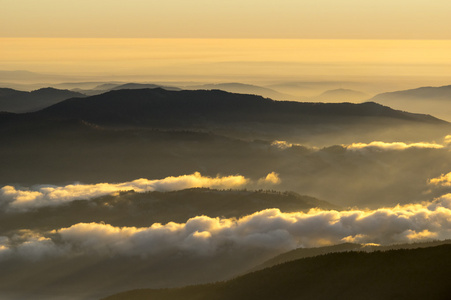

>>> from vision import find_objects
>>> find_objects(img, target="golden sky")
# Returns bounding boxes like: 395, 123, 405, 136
2, 38, 451, 81
1, 0, 451, 39
1, 1, 451, 86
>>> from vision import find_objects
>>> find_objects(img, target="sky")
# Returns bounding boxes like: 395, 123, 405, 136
1, 0, 451, 39
1, 0, 451, 86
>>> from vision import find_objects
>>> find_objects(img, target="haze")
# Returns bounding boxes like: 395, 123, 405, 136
1, 0, 451, 299
2, 38, 451, 93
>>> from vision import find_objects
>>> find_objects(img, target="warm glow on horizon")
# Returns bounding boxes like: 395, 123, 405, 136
2, 38, 451, 82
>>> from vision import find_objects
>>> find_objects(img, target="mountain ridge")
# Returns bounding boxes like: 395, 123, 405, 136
185, 82, 296, 100
368, 84, 451, 121
36, 88, 446, 126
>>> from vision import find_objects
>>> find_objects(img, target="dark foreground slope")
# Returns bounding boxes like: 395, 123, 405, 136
252, 240, 451, 272
103, 244, 451, 300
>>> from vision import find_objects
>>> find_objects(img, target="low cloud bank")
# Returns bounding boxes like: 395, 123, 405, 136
346, 141, 444, 151
0, 172, 280, 211
271, 140, 303, 150
444, 135, 451, 145
271, 138, 449, 152
1, 194, 451, 261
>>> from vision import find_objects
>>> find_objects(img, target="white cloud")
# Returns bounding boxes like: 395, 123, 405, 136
429, 172, 451, 187
271, 140, 296, 150
3, 195, 451, 261
346, 141, 444, 151
0, 236, 11, 260
444, 135, 451, 145
0, 172, 279, 211
257, 172, 281, 185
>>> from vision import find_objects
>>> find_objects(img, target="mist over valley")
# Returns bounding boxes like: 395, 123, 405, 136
2, 4, 451, 296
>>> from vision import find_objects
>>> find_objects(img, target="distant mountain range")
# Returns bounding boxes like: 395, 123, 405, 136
302, 88, 370, 103
371, 85, 451, 102
102, 244, 451, 300
72, 82, 181, 95
369, 84, 451, 121
265, 81, 363, 98
0, 87, 85, 113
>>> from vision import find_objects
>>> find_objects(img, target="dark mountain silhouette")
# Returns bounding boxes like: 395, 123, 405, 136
250, 243, 365, 272
102, 244, 451, 300
186, 82, 295, 100
36, 88, 446, 126
369, 84, 451, 121
30, 88, 449, 144
0, 87, 85, 113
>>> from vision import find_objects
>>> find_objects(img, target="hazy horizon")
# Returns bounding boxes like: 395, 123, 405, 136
2, 38, 451, 96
